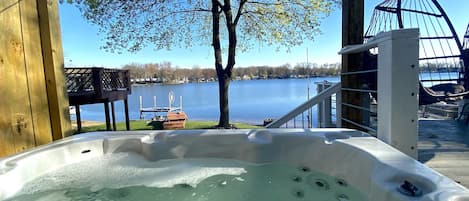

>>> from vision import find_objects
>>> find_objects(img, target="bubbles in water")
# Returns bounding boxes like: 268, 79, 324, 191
5, 156, 367, 201
15, 153, 247, 196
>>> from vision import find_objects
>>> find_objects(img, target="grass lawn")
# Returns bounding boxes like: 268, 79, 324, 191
75, 120, 262, 134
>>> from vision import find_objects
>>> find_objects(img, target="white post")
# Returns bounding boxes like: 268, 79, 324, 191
139, 96, 143, 119
153, 96, 157, 117
335, 84, 342, 128
377, 29, 419, 159
317, 83, 324, 127
323, 82, 332, 127
317, 81, 333, 128
180, 96, 183, 111
169, 94, 172, 111
307, 83, 312, 128
139, 96, 143, 110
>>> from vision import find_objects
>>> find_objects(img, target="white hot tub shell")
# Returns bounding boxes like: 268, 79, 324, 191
0, 128, 468, 201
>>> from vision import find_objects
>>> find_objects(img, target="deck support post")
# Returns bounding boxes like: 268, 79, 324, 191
104, 102, 111, 131
76, 105, 82, 131
111, 101, 116, 131
124, 99, 130, 130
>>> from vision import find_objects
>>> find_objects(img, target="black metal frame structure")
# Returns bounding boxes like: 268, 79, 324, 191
366, 0, 465, 85
364, 0, 468, 105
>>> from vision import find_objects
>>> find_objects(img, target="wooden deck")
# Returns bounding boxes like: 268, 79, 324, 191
65, 68, 132, 131
419, 120, 469, 188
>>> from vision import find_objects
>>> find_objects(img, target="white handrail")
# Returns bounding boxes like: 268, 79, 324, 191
266, 83, 341, 128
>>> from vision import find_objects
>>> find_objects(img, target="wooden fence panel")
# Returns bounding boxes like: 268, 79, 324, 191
0, 0, 36, 155
20, 0, 53, 145
0, 1, 19, 156
0, 0, 71, 157
38, 0, 72, 139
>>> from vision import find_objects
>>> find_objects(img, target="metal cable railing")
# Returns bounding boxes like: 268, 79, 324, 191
338, 29, 419, 153
266, 83, 341, 128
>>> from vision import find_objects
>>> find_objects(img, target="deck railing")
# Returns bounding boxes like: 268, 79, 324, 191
268, 29, 419, 159
65, 67, 131, 97
266, 82, 341, 128
65, 67, 132, 131
341, 29, 419, 158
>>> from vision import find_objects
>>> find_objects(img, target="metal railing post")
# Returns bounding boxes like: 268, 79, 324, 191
323, 82, 333, 127
317, 83, 324, 127
377, 29, 419, 159
335, 86, 342, 127
317, 81, 333, 128
338, 28, 419, 159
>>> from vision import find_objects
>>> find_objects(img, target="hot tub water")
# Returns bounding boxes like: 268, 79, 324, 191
6, 152, 367, 201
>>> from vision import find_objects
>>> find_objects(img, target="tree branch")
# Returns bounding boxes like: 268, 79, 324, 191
212, 0, 224, 74
213, 0, 223, 9
234, 0, 247, 25
223, 0, 237, 74
241, 10, 282, 16
245, 1, 309, 10
245, 1, 282, 6
144, 9, 211, 24
173, 9, 212, 13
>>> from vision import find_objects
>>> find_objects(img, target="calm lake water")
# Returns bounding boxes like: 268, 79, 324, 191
74, 77, 340, 125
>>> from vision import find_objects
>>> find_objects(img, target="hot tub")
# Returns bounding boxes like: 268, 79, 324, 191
0, 129, 468, 201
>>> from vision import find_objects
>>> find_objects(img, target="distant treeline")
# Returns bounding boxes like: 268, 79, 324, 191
419, 62, 461, 73
123, 62, 341, 84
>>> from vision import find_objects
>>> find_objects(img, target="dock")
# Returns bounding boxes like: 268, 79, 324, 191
139, 95, 183, 119
138, 95, 188, 129
419, 120, 469, 188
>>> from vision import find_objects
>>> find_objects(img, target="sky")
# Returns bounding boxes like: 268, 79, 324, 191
58, 1, 469, 69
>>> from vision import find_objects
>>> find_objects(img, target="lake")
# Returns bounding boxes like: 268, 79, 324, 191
74, 77, 340, 125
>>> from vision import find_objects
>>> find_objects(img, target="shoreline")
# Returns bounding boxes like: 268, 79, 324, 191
131, 76, 340, 87
71, 119, 261, 128
71, 120, 104, 129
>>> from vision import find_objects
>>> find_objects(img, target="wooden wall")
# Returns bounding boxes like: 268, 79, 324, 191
0, 0, 71, 157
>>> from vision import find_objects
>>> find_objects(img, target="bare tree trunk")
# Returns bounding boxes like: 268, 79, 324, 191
217, 71, 231, 128
212, 0, 241, 128
212, 0, 230, 128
